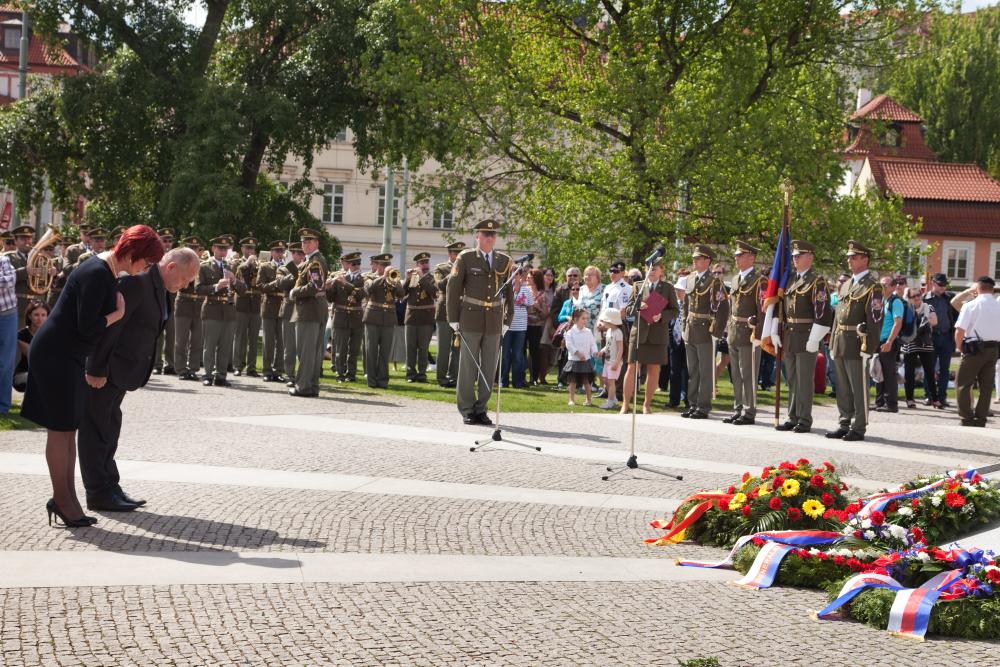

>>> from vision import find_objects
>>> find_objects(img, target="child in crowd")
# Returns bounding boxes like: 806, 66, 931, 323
564, 308, 597, 406
598, 309, 623, 409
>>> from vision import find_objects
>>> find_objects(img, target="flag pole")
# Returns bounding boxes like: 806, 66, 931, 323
774, 180, 793, 426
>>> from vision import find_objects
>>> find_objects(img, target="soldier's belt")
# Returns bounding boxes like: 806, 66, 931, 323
729, 316, 751, 324
243, 289, 257, 296
205, 296, 234, 303
16, 293, 36, 300
177, 293, 205, 301
786, 318, 814, 324
462, 296, 501, 309
837, 324, 859, 332
687, 312, 712, 320
407, 305, 435, 310
367, 303, 395, 310
335, 305, 362, 312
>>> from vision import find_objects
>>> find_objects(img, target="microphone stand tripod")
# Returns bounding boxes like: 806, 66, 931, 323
602, 257, 683, 482
468, 258, 541, 453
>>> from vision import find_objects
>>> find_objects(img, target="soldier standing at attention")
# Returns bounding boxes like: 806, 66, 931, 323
774, 240, 833, 433
363, 254, 405, 389
256, 241, 287, 382
434, 241, 466, 388
447, 219, 514, 425
682, 244, 730, 419
827, 240, 880, 442
404, 252, 439, 383
330, 251, 365, 382
7, 225, 37, 323
278, 242, 305, 385
723, 241, 766, 425
232, 238, 262, 377
195, 237, 245, 387
174, 237, 205, 381
288, 229, 328, 397
153, 229, 177, 375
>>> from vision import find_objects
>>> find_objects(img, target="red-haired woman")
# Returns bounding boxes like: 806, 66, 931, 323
22, 224, 164, 527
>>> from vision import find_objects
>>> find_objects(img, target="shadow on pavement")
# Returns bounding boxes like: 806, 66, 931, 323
498, 424, 616, 443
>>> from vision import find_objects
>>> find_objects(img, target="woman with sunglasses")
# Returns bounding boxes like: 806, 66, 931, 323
21, 225, 164, 528
902, 286, 939, 408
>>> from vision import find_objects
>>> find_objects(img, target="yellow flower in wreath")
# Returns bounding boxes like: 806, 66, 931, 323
730, 493, 748, 509
780, 479, 801, 497
802, 499, 825, 519
758, 482, 772, 497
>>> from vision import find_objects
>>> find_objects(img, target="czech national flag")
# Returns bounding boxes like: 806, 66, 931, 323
759, 220, 792, 354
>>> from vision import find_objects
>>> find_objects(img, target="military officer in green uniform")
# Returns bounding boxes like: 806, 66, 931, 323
289, 229, 329, 397
195, 237, 245, 386
174, 236, 205, 381
276, 242, 305, 385
47, 234, 75, 308
682, 244, 730, 419
232, 238, 262, 377
724, 241, 766, 425
72, 228, 107, 269
153, 228, 177, 375
772, 240, 833, 433
434, 241, 465, 387
447, 219, 514, 425
827, 240, 880, 442
363, 253, 405, 388
256, 241, 287, 382
330, 251, 365, 382
63, 226, 91, 268
404, 252, 439, 383
7, 225, 37, 323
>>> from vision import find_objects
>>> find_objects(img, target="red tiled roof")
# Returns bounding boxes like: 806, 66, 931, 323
906, 201, 1000, 238
0, 39, 80, 70
850, 94, 922, 122
843, 123, 937, 161
869, 158, 1000, 203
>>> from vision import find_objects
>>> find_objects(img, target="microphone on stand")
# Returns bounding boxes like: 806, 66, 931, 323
512, 253, 534, 264
644, 245, 666, 266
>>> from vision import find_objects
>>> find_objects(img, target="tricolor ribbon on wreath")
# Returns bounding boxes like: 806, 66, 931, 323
854, 469, 976, 520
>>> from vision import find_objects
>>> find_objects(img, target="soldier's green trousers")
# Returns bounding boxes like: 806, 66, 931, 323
456, 330, 500, 418
686, 340, 715, 414
202, 318, 236, 380
233, 311, 261, 373
730, 343, 759, 419
334, 325, 363, 380
956, 346, 999, 423
785, 348, 818, 427
365, 324, 395, 388
294, 317, 326, 395
405, 324, 434, 381
173, 315, 202, 374
261, 317, 284, 376
436, 321, 460, 385
154, 313, 175, 371
281, 318, 296, 380
834, 355, 868, 434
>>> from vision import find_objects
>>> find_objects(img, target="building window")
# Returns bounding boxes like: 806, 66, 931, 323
943, 241, 975, 284
333, 129, 348, 142
880, 123, 901, 148
377, 185, 400, 226
432, 191, 454, 229
990, 244, 1000, 283
322, 184, 344, 224
3, 28, 20, 50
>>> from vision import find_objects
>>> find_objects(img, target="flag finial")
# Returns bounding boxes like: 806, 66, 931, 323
779, 178, 794, 206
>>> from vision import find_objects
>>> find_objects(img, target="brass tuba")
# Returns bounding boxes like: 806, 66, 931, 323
385, 267, 400, 287
27, 225, 61, 295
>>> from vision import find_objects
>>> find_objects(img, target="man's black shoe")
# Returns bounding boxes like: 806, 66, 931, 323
406, 378, 416, 383
689, 411, 708, 420
213, 378, 232, 388
961, 419, 987, 427
286, 381, 296, 387
680, 408, 693, 418
476, 412, 494, 426
152, 368, 163, 375
87, 493, 140, 512
163, 367, 177, 376
246, 370, 259, 378
180, 372, 198, 381
842, 430, 865, 441
288, 387, 317, 397
940, 401, 952, 408
202, 379, 214, 386
233, 369, 242, 377
117, 490, 147, 507
775, 421, 796, 431
722, 413, 740, 424
792, 423, 811, 434
924, 397, 934, 406
734, 416, 755, 425
825, 428, 849, 439
875, 406, 898, 413
463, 414, 476, 425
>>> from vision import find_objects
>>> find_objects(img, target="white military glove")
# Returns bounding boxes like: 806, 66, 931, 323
450, 322, 460, 332
770, 318, 781, 349
805, 324, 830, 354
502, 324, 510, 336
752, 338, 761, 349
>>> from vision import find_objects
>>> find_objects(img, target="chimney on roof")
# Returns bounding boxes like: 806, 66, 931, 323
857, 88, 873, 111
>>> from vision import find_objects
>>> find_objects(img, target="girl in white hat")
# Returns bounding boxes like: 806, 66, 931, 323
598, 308, 624, 409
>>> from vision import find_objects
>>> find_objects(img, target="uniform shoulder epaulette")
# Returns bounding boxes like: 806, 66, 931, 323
457, 248, 477, 259
494, 250, 511, 261
200, 259, 213, 267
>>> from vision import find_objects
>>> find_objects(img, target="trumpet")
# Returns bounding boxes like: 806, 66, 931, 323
385, 267, 400, 287
27, 224, 61, 295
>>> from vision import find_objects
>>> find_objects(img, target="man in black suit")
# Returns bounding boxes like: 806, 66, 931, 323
79, 248, 201, 511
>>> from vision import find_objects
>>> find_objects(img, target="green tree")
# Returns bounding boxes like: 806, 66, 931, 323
882, 5, 1000, 179
360, 0, 927, 267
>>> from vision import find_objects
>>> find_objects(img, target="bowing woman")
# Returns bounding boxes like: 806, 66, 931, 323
620, 257, 679, 414
21, 225, 165, 528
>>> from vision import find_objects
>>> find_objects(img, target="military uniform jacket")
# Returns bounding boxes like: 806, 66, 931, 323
289, 251, 329, 323
625, 279, 679, 345
47, 256, 70, 306
272, 263, 298, 321
683, 271, 730, 344
446, 249, 514, 334
728, 268, 766, 347
256, 260, 284, 320
404, 271, 438, 326
830, 272, 880, 358
64, 242, 88, 268
5, 250, 29, 299
330, 272, 366, 329
363, 274, 406, 326
174, 278, 204, 319
433, 261, 453, 322
194, 259, 245, 321
234, 257, 263, 314
781, 268, 833, 354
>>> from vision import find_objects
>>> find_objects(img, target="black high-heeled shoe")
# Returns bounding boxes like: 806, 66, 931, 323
46, 499, 97, 528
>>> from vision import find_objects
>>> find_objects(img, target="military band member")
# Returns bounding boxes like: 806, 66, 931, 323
153, 228, 177, 375
827, 240, 880, 442
682, 244, 730, 419
174, 236, 205, 381
277, 242, 305, 385
47, 234, 75, 308
1, 231, 14, 254
772, 240, 833, 433
447, 219, 514, 425
363, 253, 404, 388
257, 241, 287, 382
73, 228, 107, 269
232, 238, 263, 377
288, 228, 329, 397
724, 241, 766, 425
330, 251, 365, 382
63, 225, 91, 268
7, 225, 37, 323
109, 226, 126, 248
435, 241, 465, 387
195, 237, 245, 386
404, 252, 439, 382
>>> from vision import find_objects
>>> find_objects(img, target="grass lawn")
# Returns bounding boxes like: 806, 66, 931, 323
0, 401, 34, 431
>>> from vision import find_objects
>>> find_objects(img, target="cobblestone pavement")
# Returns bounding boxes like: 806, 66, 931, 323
3, 373, 1000, 666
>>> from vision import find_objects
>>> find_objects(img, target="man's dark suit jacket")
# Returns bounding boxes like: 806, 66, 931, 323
86, 264, 170, 391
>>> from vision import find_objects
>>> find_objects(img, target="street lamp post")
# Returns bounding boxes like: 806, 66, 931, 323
10, 10, 30, 229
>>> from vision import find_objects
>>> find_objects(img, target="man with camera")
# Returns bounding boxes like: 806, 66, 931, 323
954, 275, 1000, 427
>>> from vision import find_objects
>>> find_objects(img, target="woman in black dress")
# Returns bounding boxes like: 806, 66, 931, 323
22, 225, 165, 527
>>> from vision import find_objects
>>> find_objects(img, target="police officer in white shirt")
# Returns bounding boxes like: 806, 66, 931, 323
602, 260, 632, 320
954, 275, 1000, 426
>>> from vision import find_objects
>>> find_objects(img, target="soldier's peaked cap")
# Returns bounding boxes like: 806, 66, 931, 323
298, 228, 321, 240
791, 239, 815, 256
691, 244, 715, 261
733, 240, 760, 255
474, 219, 500, 232
413, 252, 431, 262
268, 240, 286, 250
209, 236, 231, 247
447, 241, 467, 252
371, 253, 392, 262
288, 242, 303, 251
341, 251, 362, 262
11, 225, 34, 237
239, 237, 257, 247
845, 240, 871, 257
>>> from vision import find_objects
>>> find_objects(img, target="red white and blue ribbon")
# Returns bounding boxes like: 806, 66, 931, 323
858, 470, 976, 519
